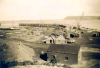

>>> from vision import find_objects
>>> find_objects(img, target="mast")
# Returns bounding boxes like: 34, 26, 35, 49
77, 12, 84, 29
78, 12, 84, 24
11, 21, 14, 29
12, 21, 14, 28
40, 17, 42, 27
40, 17, 43, 31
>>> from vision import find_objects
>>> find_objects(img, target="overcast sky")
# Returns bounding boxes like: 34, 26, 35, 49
0, 0, 100, 21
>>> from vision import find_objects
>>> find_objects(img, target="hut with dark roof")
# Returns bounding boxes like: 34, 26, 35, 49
47, 44, 80, 64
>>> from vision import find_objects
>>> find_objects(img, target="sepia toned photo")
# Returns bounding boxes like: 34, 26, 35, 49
0, 0, 100, 68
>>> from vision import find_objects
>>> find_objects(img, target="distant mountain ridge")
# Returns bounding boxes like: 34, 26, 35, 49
64, 16, 100, 20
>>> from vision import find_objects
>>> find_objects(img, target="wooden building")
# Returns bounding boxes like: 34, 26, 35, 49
47, 44, 80, 64
42, 36, 55, 44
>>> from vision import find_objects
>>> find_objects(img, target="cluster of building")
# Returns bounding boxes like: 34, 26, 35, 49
42, 35, 68, 44
42, 25, 81, 44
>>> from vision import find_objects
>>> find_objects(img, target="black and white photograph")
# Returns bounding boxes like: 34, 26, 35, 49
0, 0, 100, 68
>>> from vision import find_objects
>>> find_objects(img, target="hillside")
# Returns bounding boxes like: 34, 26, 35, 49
64, 16, 100, 20
0, 39, 46, 68
0, 39, 35, 62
